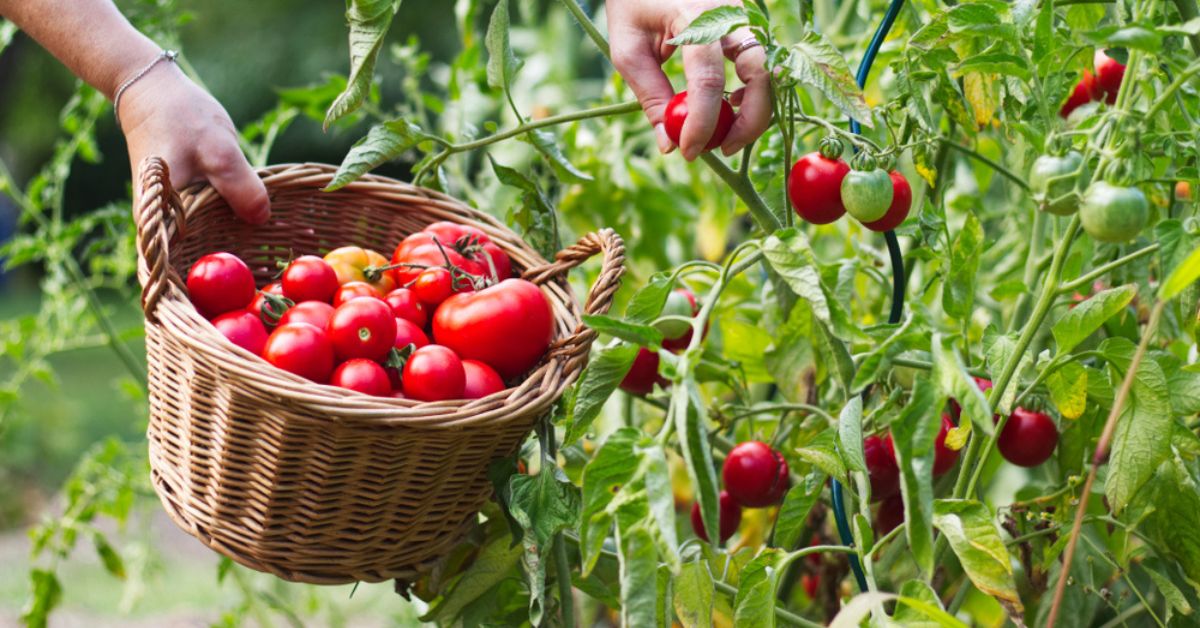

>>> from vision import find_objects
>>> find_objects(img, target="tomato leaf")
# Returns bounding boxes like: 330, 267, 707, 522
893, 581, 950, 627
579, 428, 640, 576
614, 505, 667, 627
1160, 242, 1200, 301
323, 0, 400, 130
779, 32, 873, 127
773, 471, 826, 549
419, 531, 524, 624
943, 211, 983, 319
565, 342, 639, 445
838, 397, 867, 474
733, 549, 785, 628
521, 128, 593, 183
485, 0, 521, 91
932, 499, 1023, 613
667, 6, 748, 45
625, 273, 674, 325
508, 467, 580, 625
764, 301, 817, 400
795, 428, 848, 484
932, 332, 992, 436
20, 569, 61, 628
890, 377, 942, 574
92, 532, 125, 580
1046, 360, 1088, 419
325, 118, 427, 191
491, 157, 561, 259
673, 561, 715, 628
582, 314, 664, 347
1140, 460, 1200, 588
1103, 345, 1172, 514
673, 379, 721, 552
1051, 285, 1137, 354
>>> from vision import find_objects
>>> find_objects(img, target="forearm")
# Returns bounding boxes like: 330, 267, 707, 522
0, 0, 160, 99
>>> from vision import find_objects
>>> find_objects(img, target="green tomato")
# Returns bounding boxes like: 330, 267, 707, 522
1030, 152, 1082, 216
841, 168, 894, 223
1079, 182, 1148, 243
654, 290, 694, 340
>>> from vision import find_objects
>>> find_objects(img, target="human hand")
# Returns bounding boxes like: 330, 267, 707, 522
606, 0, 771, 160
119, 63, 270, 224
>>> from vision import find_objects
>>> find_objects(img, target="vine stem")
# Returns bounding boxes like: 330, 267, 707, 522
1046, 300, 1165, 628
938, 138, 1032, 192
1056, 243, 1160, 294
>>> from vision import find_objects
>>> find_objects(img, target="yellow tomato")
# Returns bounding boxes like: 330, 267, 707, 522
323, 246, 396, 295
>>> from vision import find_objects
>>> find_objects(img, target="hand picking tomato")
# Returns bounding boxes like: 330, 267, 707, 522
413, 267, 457, 307
331, 359, 392, 397
391, 222, 511, 285
212, 310, 269, 355
187, 252, 256, 318
402, 345, 465, 401
863, 171, 912, 232
384, 288, 427, 327
1080, 182, 1148, 243
324, 246, 396, 295
461, 359, 505, 399
263, 323, 335, 383
841, 167, 894, 223
277, 301, 335, 330
864, 434, 900, 501
1060, 70, 1098, 118
662, 90, 735, 153
1030, 152, 1083, 216
690, 490, 742, 543
722, 441, 790, 508
933, 414, 960, 477
394, 317, 430, 350
282, 255, 340, 304
789, 152, 850, 225
247, 281, 289, 328
997, 408, 1059, 467
328, 297, 397, 362
433, 279, 553, 379
619, 347, 665, 396
333, 281, 381, 307
1094, 49, 1126, 104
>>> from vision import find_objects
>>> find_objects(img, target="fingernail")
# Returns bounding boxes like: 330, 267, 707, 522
654, 123, 674, 154
722, 143, 744, 157
683, 147, 700, 161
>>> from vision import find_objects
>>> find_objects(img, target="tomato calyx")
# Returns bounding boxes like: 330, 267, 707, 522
818, 136, 844, 160
256, 293, 293, 326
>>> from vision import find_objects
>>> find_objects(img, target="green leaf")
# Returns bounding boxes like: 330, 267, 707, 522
615, 514, 664, 627
781, 32, 873, 126
491, 157, 560, 259
420, 531, 524, 623
641, 444, 681, 572
795, 428, 848, 483
1141, 458, 1200, 585
893, 581, 948, 627
733, 549, 785, 627
579, 428, 641, 575
673, 561, 715, 628
508, 467, 580, 625
565, 343, 639, 445
1052, 285, 1137, 354
943, 211, 983, 319
773, 472, 826, 549
582, 314, 664, 347
891, 378, 942, 574
666, 6, 749, 45
838, 397, 866, 474
92, 532, 126, 580
761, 230, 832, 326
324, 0, 400, 130
524, 128, 592, 183
485, 0, 520, 90
932, 499, 1022, 612
20, 569, 61, 628
1105, 355, 1172, 514
1160, 243, 1200, 301
625, 273, 674, 325
1046, 361, 1088, 419
1142, 560, 1193, 616
764, 300, 817, 400
673, 379, 721, 551
932, 332, 992, 436
325, 118, 426, 190
956, 52, 1030, 80
830, 592, 896, 628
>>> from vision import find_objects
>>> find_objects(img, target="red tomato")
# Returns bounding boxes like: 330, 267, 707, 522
789, 153, 850, 225
801, 574, 820, 600
997, 408, 1059, 467
247, 281, 289, 328
282, 256, 340, 304
278, 301, 335, 330
662, 90, 736, 152
1060, 70, 1098, 118
384, 288, 427, 327
331, 359, 392, 396
876, 494, 905, 536
690, 490, 742, 543
391, 222, 511, 285
661, 289, 704, 352
432, 279, 553, 379
212, 310, 268, 355
721, 441, 790, 508
462, 359, 506, 399
328, 298, 397, 362
933, 414, 960, 477
334, 281, 381, 307
413, 267, 456, 307
263, 323, 335, 383
619, 347, 665, 396
394, 317, 430, 350
863, 171, 913, 232
402, 345, 465, 401
864, 434, 899, 501
1094, 49, 1126, 105
187, 252, 256, 318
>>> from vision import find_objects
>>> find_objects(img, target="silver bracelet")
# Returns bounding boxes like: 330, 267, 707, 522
113, 49, 179, 130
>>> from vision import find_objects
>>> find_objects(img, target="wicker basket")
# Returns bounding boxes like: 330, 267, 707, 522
134, 157, 625, 584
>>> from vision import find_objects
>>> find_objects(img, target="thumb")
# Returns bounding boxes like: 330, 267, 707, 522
200, 144, 271, 225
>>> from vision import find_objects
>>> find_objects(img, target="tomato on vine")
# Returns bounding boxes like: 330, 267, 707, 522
391, 222, 511, 285
187, 252, 256, 318
690, 490, 741, 544
619, 347, 665, 396
412, 267, 457, 307
1030, 152, 1083, 216
662, 90, 735, 153
788, 152, 850, 225
876, 494, 905, 536
1079, 182, 1148, 243
864, 434, 899, 501
862, 171, 912, 232
933, 414, 960, 477
1094, 49, 1126, 104
722, 441, 789, 508
841, 166, 893, 224
997, 408, 1059, 467
247, 281, 289, 328
1060, 70, 1098, 118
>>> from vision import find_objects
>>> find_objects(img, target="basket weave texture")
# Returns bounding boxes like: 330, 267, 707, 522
134, 158, 625, 584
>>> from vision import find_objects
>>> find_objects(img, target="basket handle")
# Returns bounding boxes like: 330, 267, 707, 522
522, 229, 626, 363
134, 156, 187, 323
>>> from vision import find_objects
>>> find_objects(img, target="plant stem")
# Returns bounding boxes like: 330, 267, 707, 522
700, 153, 782, 232
1142, 60, 1200, 121
939, 138, 1031, 192
1057, 243, 1160, 294
558, 0, 610, 59
713, 580, 823, 628
456, 101, 641, 152
1171, 0, 1200, 54
553, 534, 576, 627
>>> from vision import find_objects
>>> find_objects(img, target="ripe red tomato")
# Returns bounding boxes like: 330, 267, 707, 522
212, 310, 268, 355
432, 279, 554, 379
413, 267, 456, 307
394, 317, 430, 350
391, 222, 511, 285
331, 359, 392, 396
933, 414, 960, 477
333, 281, 381, 307
323, 246, 396, 295
328, 297, 397, 362
282, 256, 340, 304
662, 90, 735, 152
247, 281, 289, 328
619, 347, 665, 396
789, 153, 850, 225
997, 408, 1059, 467
863, 171, 913, 232
1060, 70, 1098, 118
402, 345, 465, 401
876, 494, 905, 536
690, 490, 742, 543
1094, 50, 1126, 104
801, 574, 820, 600
187, 252, 256, 318
462, 359, 506, 399
263, 323, 335, 383
864, 434, 900, 501
384, 288, 427, 327
278, 301, 335, 330
722, 441, 790, 508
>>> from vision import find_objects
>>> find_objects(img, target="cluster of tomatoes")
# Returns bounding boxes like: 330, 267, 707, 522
690, 441, 791, 545
184, 222, 554, 401
867, 377, 1059, 533
1060, 50, 1127, 118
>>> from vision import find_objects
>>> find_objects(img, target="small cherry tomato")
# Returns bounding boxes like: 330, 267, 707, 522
1030, 152, 1083, 216
247, 281, 289, 328
864, 434, 900, 501
331, 358, 392, 396
324, 246, 396, 295
1094, 49, 1126, 105
662, 90, 736, 152
789, 153, 850, 225
384, 288, 427, 327
997, 408, 1059, 467
391, 222, 512, 285
333, 281, 382, 307
721, 441, 790, 508
277, 301, 335, 330
402, 345, 465, 401
841, 168, 894, 223
394, 317, 430, 350
863, 171, 913, 232
212, 310, 268, 355
690, 490, 742, 543
282, 255, 340, 304
1080, 182, 1148, 243
413, 267, 456, 307
263, 323, 335, 383
661, 289, 705, 353
328, 297, 397, 362
187, 252, 256, 318
1175, 181, 1192, 201
619, 347, 665, 396
462, 359, 506, 399
801, 574, 820, 600
933, 414, 960, 477
1060, 70, 1098, 118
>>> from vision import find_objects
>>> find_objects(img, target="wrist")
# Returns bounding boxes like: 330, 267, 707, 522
113, 50, 181, 128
